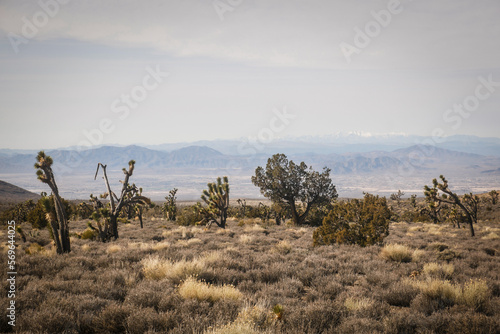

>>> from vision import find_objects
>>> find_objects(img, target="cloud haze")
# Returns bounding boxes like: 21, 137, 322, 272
0, 0, 499, 149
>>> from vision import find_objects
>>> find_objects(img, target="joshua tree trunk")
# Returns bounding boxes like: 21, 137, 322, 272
35, 152, 71, 254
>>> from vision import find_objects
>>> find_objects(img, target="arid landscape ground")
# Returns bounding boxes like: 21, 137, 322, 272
1, 197, 499, 333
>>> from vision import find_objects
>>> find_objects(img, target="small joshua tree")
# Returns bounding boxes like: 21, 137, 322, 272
489, 190, 499, 205
198, 176, 230, 228
34, 151, 70, 253
390, 190, 405, 203
424, 175, 478, 237
163, 188, 178, 221
92, 160, 150, 241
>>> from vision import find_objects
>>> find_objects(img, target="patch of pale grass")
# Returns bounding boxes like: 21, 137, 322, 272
423, 262, 454, 279
272, 240, 292, 255
162, 230, 173, 237
187, 238, 203, 245
178, 276, 242, 302
244, 224, 265, 233
106, 244, 122, 254
81, 244, 91, 252
239, 234, 254, 244
202, 250, 223, 265
482, 232, 499, 240
25, 243, 45, 255
427, 225, 446, 235
207, 301, 274, 334
344, 297, 374, 312
205, 321, 259, 334
411, 249, 426, 262
459, 279, 490, 311
141, 256, 207, 282
408, 225, 424, 232
128, 242, 151, 250
380, 244, 412, 262
191, 226, 204, 234
151, 241, 170, 251
410, 279, 459, 304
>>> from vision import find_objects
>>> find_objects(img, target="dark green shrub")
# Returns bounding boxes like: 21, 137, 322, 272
313, 193, 392, 247
177, 205, 203, 226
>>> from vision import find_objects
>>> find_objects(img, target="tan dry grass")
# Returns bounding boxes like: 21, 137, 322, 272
380, 244, 412, 262
141, 256, 207, 282
178, 276, 243, 302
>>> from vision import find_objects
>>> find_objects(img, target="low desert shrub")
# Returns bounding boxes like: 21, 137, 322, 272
313, 193, 391, 247
178, 276, 243, 302
80, 228, 98, 240
382, 282, 419, 307
380, 244, 413, 262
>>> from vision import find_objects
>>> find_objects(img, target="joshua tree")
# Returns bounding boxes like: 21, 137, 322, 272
390, 190, 405, 203
93, 160, 150, 241
489, 190, 499, 205
236, 198, 248, 218
163, 188, 178, 221
34, 151, 70, 253
252, 153, 337, 225
424, 175, 478, 237
198, 176, 230, 228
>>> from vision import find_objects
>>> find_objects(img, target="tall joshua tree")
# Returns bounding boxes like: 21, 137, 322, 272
424, 175, 478, 237
198, 176, 230, 228
93, 160, 150, 241
34, 151, 70, 253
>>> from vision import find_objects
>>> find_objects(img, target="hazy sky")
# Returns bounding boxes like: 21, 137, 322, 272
0, 0, 499, 150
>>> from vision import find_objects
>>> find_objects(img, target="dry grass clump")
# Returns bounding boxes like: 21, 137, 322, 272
239, 234, 254, 244
409, 278, 490, 312
344, 297, 374, 313
380, 243, 413, 262
244, 224, 266, 233
127, 242, 151, 250
141, 256, 207, 283
178, 276, 243, 302
207, 302, 276, 334
482, 232, 499, 240
151, 241, 170, 251
106, 244, 122, 254
411, 249, 427, 262
272, 240, 292, 255
423, 262, 455, 279
205, 321, 260, 334
459, 279, 490, 312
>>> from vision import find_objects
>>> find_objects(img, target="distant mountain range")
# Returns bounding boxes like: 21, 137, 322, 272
0, 134, 499, 200
1, 143, 499, 176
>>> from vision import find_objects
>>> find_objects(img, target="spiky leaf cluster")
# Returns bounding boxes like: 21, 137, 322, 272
199, 176, 229, 228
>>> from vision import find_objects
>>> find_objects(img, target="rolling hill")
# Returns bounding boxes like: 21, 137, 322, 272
0, 180, 41, 203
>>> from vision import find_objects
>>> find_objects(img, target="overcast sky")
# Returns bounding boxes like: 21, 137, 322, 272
0, 0, 499, 150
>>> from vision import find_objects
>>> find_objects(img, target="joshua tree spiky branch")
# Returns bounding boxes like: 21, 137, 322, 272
163, 188, 178, 221
34, 151, 70, 253
424, 175, 477, 237
198, 176, 230, 228
93, 160, 150, 241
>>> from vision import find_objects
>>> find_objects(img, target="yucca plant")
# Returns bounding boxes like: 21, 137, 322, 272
34, 151, 70, 254
198, 176, 230, 228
